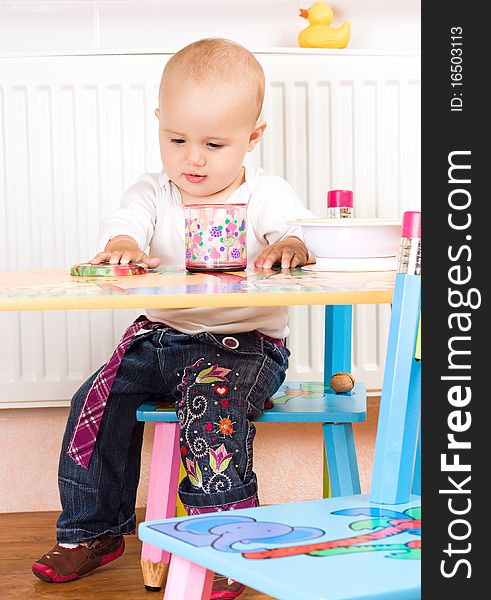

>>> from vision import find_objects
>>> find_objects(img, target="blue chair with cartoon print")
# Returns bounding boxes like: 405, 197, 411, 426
138, 211, 422, 599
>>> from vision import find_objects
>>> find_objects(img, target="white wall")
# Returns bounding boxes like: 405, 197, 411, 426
0, 0, 420, 54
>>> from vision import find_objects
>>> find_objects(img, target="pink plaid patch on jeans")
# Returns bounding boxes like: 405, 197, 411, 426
66, 316, 163, 468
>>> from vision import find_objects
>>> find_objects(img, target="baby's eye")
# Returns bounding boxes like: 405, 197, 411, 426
207, 142, 223, 149
170, 139, 185, 145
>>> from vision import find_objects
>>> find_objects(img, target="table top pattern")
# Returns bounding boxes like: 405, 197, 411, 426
0, 267, 394, 311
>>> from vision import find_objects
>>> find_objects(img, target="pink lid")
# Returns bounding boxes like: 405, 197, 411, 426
328, 190, 353, 208
401, 211, 421, 238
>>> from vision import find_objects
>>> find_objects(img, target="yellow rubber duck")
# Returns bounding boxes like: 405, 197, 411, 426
298, 2, 350, 49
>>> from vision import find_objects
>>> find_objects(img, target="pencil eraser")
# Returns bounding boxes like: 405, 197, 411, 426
401, 211, 421, 238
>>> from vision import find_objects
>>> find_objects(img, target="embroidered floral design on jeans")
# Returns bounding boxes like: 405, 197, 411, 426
184, 445, 234, 493
195, 364, 231, 384
216, 416, 235, 436
209, 444, 234, 474
178, 358, 233, 490
185, 457, 203, 488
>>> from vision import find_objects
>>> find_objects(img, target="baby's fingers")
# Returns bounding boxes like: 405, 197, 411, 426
119, 250, 136, 265
108, 252, 124, 265
278, 249, 296, 269
90, 252, 111, 265
255, 248, 282, 269
289, 252, 306, 268
90, 250, 160, 268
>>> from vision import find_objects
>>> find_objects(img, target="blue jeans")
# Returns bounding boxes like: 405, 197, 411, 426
56, 325, 289, 543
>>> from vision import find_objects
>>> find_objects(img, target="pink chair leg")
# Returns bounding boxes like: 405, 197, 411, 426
141, 422, 181, 590
164, 554, 214, 600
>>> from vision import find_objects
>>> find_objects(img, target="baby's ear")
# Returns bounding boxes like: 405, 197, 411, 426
247, 120, 267, 151
154, 108, 160, 119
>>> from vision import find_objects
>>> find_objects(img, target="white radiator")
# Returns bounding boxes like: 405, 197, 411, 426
0, 51, 420, 408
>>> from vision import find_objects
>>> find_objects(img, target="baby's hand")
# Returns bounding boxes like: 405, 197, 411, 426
254, 236, 311, 270
90, 235, 161, 268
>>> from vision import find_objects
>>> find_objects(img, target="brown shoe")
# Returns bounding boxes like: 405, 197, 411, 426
32, 534, 124, 583
211, 573, 246, 599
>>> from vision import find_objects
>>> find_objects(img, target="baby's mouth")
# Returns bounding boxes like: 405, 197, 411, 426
185, 173, 207, 184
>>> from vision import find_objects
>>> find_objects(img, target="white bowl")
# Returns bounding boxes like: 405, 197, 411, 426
288, 218, 402, 258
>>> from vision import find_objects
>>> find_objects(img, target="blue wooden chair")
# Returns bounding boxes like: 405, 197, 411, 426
137, 304, 365, 590
138, 211, 422, 599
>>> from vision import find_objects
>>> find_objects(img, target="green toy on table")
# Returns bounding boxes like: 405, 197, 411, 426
70, 262, 148, 277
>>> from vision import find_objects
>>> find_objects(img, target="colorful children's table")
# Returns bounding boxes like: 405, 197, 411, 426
0, 266, 396, 592
0, 267, 394, 312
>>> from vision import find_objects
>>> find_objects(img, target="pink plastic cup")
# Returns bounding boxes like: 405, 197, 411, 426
184, 203, 248, 272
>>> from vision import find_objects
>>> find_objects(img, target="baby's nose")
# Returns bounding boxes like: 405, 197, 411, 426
187, 147, 206, 167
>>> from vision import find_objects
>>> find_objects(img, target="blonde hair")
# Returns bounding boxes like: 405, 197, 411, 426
161, 38, 265, 121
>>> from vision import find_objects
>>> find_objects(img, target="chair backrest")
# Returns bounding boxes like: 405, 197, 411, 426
370, 211, 421, 505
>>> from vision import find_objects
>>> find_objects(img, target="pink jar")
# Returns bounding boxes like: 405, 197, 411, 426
184, 203, 248, 272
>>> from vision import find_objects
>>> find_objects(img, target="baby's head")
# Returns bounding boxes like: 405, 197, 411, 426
156, 38, 266, 200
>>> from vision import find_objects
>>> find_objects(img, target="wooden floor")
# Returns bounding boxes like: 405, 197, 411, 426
0, 508, 274, 600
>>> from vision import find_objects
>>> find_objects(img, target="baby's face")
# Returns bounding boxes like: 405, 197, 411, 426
158, 78, 262, 201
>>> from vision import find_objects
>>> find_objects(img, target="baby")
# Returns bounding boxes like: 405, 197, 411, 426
32, 38, 316, 598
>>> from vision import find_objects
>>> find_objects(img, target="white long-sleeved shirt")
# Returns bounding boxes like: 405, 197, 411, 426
98, 167, 316, 338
